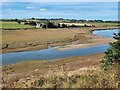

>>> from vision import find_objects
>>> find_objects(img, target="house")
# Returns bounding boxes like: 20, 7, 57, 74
36, 23, 42, 28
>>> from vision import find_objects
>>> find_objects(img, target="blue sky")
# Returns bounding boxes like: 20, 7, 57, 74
1, 2, 118, 20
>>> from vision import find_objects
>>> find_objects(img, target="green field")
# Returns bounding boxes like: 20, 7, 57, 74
87, 22, 118, 27
0, 21, 118, 29
1, 21, 35, 29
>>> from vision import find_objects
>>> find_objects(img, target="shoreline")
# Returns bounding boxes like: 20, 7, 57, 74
2, 52, 104, 76
57, 27, 118, 50
2, 26, 118, 54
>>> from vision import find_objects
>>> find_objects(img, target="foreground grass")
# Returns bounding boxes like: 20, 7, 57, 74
2, 53, 103, 74
32, 67, 118, 88
2, 66, 119, 88
1, 21, 35, 29
2, 53, 119, 88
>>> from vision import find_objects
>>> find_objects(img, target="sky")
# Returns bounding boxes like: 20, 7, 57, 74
0, 0, 119, 2
1, 2, 118, 20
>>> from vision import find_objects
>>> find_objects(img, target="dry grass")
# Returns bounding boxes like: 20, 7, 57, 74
1, 53, 119, 88
2, 27, 115, 53
2, 65, 119, 88
2, 53, 104, 74
2, 28, 88, 52
2, 29, 77, 43
2, 26, 117, 53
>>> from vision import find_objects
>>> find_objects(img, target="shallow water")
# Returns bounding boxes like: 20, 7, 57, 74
1, 29, 119, 65
92, 29, 119, 38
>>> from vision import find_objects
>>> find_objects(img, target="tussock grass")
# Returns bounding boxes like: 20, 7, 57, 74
31, 66, 119, 88
2, 66, 119, 88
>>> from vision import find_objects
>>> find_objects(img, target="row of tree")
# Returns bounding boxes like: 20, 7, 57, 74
1, 18, 120, 23
24, 21, 93, 28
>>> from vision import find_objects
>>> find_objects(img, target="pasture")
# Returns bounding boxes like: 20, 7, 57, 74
1, 21, 35, 29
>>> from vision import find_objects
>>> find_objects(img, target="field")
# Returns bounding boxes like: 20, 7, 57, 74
2, 53, 103, 74
87, 22, 118, 27
2, 28, 89, 53
2, 53, 119, 88
1, 21, 119, 88
1, 21, 35, 29
2, 25, 117, 53
1, 21, 118, 29
60, 22, 118, 27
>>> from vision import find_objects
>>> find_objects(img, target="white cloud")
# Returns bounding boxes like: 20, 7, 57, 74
26, 6, 35, 9
40, 8, 47, 11
0, 0, 8, 2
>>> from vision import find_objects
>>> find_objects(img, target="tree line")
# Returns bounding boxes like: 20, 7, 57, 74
24, 21, 94, 28
1, 18, 119, 23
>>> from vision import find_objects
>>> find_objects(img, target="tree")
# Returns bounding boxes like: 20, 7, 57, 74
29, 21, 36, 26
15, 18, 18, 22
24, 22, 29, 25
47, 22, 53, 28
101, 32, 120, 70
46, 21, 55, 28
84, 24, 88, 27
61, 23, 67, 28
17, 20, 21, 24
58, 24, 61, 28
41, 24, 47, 28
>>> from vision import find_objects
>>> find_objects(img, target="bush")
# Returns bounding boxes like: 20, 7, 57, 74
34, 77, 45, 87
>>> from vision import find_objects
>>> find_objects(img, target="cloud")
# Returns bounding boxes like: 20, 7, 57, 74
26, 7, 47, 11
0, 0, 8, 2
39, 8, 47, 11
26, 6, 35, 9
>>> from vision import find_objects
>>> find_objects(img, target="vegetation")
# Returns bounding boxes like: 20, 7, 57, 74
101, 32, 120, 70
1, 18, 118, 30
32, 68, 118, 88
2, 28, 88, 52
32, 33, 119, 88
1, 18, 119, 88
1, 21, 35, 29
1, 18, 119, 23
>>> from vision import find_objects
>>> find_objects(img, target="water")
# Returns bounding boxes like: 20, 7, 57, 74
1, 29, 119, 65
92, 29, 119, 38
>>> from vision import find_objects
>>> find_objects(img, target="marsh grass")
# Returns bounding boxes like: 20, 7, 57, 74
32, 65, 119, 88
2, 62, 119, 88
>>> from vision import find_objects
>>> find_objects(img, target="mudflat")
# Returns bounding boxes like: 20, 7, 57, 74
2, 26, 118, 53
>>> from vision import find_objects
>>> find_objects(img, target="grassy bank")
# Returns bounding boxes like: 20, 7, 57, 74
1, 21, 35, 29
2, 28, 88, 53
2, 26, 117, 53
1, 21, 118, 53
1, 22, 119, 88
1, 21, 118, 29
2, 53, 119, 88
87, 22, 118, 27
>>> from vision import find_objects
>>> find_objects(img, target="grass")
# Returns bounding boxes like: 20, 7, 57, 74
2, 53, 108, 88
87, 22, 118, 27
2, 29, 78, 43
2, 25, 117, 53
2, 28, 88, 50
2, 53, 103, 75
2, 62, 119, 88
1, 21, 35, 29
1, 23, 119, 88
1, 21, 118, 29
